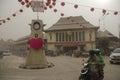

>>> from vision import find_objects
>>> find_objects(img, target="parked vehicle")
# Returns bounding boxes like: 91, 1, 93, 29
2, 50, 11, 56
109, 48, 120, 64
0, 51, 3, 59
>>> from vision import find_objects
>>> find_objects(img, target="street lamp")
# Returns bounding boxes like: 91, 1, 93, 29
99, 13, 109, 29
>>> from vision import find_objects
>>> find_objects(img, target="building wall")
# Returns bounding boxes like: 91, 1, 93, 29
46, 29, 96, 52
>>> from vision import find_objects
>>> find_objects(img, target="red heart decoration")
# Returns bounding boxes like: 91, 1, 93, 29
29, 38, 44, 50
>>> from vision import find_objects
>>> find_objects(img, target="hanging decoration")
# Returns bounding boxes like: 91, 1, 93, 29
114, 11, 118, 15
61, 2, 65, 6
54, 9, 57, 12
25, 0, 29, 3
13, 14, 16, 17
3, 20, 6, 23
21, 1, 25, 5
44, 7, 47, 10
102, 9, 107, 15
74, 4, 78, 9
49, 5, 53, 9
18, 0, 22, 2
19, 9, 23, 12
61, 13, 64, 16
90, 8, 94, 12
7, 18, 10, 20
0, 0, 120, 26
52, 2, 56, 6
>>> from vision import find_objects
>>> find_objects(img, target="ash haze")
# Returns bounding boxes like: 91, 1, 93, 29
0, 0, 120, 40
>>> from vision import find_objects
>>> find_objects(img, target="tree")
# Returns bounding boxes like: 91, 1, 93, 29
97, 38, 110, 55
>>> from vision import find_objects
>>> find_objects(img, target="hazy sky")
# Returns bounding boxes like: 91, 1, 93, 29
0, 0, 120, 40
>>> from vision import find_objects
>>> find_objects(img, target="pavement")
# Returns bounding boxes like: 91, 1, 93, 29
0, 55, 120, 80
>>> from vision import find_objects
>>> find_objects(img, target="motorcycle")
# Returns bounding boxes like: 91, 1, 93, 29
79, 59, 99, 80
79, 60, 90, 80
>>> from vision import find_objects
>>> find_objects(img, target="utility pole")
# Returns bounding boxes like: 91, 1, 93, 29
99, 13, 109, 30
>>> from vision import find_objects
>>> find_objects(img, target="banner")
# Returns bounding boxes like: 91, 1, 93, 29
31, 0, 44, 12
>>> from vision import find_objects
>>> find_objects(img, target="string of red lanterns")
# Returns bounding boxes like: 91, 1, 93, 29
0, 0, 31, 25
0, 0, 120, 26
57, 0, 120, 15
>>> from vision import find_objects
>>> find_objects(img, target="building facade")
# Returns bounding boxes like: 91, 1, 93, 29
44, 16, 99, 54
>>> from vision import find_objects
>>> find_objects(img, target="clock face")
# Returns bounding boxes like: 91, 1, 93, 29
33, 22, 40, 30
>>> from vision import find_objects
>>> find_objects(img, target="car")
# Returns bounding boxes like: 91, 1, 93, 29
2, 50, 11, 56
0, 51, 3, 59
109, 48, 120, 64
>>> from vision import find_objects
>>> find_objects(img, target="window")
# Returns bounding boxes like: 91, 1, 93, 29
72, 32, 74, 41
82, 31, 85, 41
59, 32, 61, 42
76, 32, 78, 41
50, 34, 52, 40
66, 32, 68, 42
79, 31, 81, 41
56, 32, 58, 42
62, 32, 64, 42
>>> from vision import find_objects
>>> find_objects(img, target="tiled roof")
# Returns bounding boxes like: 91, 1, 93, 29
44, 16, 98, 31
97, 30, 116, 38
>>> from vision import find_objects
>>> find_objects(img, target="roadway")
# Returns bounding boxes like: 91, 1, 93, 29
0, 55, 120, 80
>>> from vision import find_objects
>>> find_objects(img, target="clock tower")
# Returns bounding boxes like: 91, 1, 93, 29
20, 19, 53, 69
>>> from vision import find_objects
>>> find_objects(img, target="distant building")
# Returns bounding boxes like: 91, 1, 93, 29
44, 16, 99, 53
97, 30, 116, 38
97, 30, 120, 49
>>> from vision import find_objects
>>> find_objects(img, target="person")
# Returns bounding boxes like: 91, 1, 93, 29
94, 49, 105, 80
87, 50, 99, 80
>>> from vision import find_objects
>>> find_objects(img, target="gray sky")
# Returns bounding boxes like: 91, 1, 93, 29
0, 0, 120, 40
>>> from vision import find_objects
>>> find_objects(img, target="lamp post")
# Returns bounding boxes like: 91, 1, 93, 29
99, 13, 109, 30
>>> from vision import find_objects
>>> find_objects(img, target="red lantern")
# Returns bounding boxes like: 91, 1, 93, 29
21, 1, 25, 5
61, 13, 64, 16
52, 2, 56, 6
18, 0, 22, 2
54, 9, 57, 12
13, 14, 16, 17
3, 20, 6, 23
49, 5, 52, 9
29, 2, 31, 6
7, 18, 10, 20
19, 9, 23, 12
46, 0, 51, 5
47, 0, 51, 3
25, 0, 29, 3
74, 4, 78, 9
26, 4, 30, 8
44, 7, 47, 10
61, 2, 65, 6
102, 9, 106, 14
46, 3, 49, 6
90, 8, 94, 12
52, 0, 56, 2
114, 11, 118, 15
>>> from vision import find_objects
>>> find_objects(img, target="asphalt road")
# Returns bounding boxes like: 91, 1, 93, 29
0, 55, 120, 80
